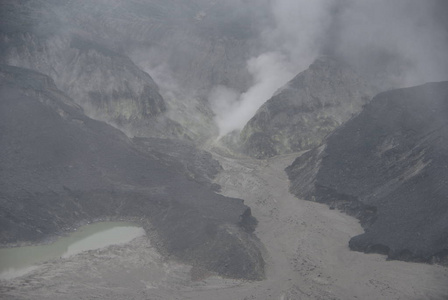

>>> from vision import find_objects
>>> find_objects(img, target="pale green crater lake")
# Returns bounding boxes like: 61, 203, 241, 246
0, 222, 145, 280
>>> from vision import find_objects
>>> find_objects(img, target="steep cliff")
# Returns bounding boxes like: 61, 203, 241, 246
0, 1, 200, 140
1, 33, 171, 136
53, 0, 266, 92
0, 65, 264, 280
286, 82, 448, 264
1, 0, 268, 142
241, 57, 376, 158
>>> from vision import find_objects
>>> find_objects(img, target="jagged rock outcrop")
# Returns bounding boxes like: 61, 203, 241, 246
58, 0, 269, 141
286, 82, 448, 264
241, 57, 377, 158
1, 33, 170, 134
52, 0, 266, 92
0, 65, 264, 280
1, 0, 269, 142
0, 1, 191, 139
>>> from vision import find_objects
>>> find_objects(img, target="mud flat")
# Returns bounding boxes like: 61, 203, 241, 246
1, 153, 448, 300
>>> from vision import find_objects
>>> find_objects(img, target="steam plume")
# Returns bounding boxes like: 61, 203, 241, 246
210, 0, 448, 137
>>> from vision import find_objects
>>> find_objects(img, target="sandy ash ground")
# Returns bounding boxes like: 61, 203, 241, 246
1, 151, 448, 300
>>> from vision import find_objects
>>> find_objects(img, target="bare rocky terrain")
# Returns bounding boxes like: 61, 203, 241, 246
0, 65, 264, 281
287, 82, 448, 264
2, 151, 447, 300
1, 1, 448, 299
241, 57, 377, 158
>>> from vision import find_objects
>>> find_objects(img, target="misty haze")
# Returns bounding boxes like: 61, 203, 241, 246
0, 0, 447, 299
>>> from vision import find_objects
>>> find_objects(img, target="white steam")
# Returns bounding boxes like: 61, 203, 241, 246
209, 0, 448, 137
327, 0, 448, 87
262, 0, 332, 69
210, 52, 294, 137
210, 0, 331, 137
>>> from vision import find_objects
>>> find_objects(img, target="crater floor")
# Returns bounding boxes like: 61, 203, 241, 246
1, 152, 447, 300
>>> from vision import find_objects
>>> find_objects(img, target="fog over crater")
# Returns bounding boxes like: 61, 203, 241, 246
1, 1, 448, 299
208, 0, 448, 136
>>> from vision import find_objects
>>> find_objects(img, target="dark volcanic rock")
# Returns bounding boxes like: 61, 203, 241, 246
0, 65, 264, 280
286, 82, 448, 264
52, 0, 266, 93
0, 1, 192, 139
1, 31, 168, 131
0, 0, 269, 141
241, 57, 376, 158
132, 137, 223, 191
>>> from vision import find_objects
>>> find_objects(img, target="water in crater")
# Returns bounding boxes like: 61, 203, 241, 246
0, 222, 145, 280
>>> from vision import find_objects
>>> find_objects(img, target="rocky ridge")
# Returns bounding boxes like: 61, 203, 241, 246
241, 57, 377, 158
0, 0, 219, 140
0, 65, 265, 280
286, 81, 448, 264
1, 30, 175, 138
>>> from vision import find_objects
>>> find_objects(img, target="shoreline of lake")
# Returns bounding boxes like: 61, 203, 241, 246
0, 220, 146, 280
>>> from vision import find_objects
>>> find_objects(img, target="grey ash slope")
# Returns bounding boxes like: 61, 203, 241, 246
0, 1, 188, 139
1, 0, 269, 141
53, 0, 266, 92
241, 57, 376, 158
286, 81, 448, 263
132, 136, 223, 191
1, 32, 180, 138
0, 65, 264, 280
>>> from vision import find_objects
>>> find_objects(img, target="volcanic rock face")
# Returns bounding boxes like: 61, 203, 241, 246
0, 1, 212, 140
0, 0, 270, 141
0, 65, 264, 280
1, 31, 169, 135
241, 57, 376, 158
52, 0, 265, 92
286, 82, 448, 263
